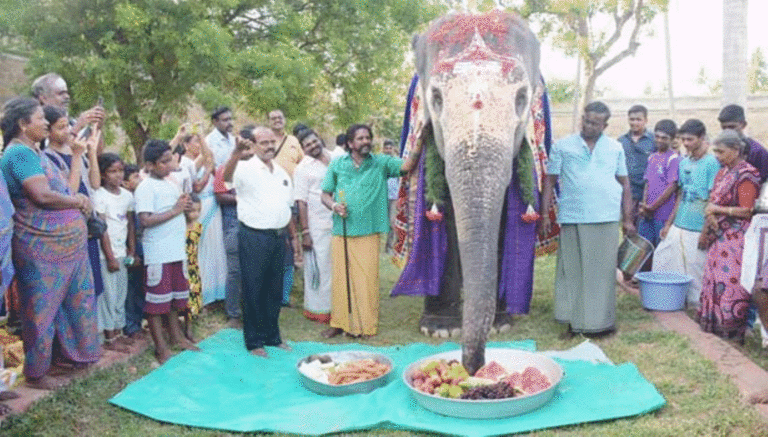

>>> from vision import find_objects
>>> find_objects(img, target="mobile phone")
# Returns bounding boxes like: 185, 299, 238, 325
79, 125, 93, 140
97, 96, 104, 106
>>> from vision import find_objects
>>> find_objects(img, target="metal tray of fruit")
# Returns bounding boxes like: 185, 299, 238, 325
403, 348, 563, 419
297, 350, 393, 396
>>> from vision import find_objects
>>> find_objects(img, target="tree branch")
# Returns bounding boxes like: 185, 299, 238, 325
594, 0, 645, 77
597, 0, 638, 61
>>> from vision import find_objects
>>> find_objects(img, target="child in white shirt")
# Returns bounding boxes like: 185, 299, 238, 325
94, 153, 135, 352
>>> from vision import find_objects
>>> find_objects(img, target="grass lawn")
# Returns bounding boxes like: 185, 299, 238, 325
2, 252, 768, 436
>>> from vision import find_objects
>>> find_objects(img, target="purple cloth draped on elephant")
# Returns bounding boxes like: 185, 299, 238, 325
390, 150, 538, 315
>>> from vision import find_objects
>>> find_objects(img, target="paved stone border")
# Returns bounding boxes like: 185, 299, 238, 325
0, 337, 149, 422
619, 280, 768, 420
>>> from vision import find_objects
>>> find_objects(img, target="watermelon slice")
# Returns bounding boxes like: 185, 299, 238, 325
473, 360, 508, 380
519, 366, 551, 394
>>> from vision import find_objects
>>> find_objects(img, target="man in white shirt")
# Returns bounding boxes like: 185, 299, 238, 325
206, 106, 236, 167
293, 127, 344, 323
222, 126, 297, 357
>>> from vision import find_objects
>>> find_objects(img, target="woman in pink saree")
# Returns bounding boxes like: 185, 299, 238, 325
697, 129, 761, 341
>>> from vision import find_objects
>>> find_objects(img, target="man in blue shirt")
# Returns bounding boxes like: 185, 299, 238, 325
618, 104, 656, 221
541, 101, 635, 339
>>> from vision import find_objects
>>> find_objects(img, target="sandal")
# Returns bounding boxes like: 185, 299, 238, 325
321, 327, 344, 339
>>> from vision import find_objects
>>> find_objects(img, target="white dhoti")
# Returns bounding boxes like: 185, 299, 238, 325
199, 192, 227, 304
652, 224, 707, 306
303, 226, 333, 321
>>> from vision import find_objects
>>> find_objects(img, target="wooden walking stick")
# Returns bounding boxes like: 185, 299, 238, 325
339, 190, 353, 332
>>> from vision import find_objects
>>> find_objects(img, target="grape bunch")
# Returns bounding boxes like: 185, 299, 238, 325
459, 382, 518, 400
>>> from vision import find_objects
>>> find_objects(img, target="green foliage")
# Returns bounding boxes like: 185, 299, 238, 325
15, 0, 439, 156
18, 0, 233, 159
546, 78, 576, 103
193, 84, 234, 114
424, 126, 448, 207
515, 137, 535, 207
749, 47, 768, 94
0, 0, 29, 55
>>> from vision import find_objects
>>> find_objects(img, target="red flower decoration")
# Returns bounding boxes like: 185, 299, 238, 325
521, 204, 540, 223
426, 204, 443, 221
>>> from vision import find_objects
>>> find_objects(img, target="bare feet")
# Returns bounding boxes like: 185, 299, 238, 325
0, 391, 20, 401
47, 362, 92, 378
155, 349, 173, 364
26, 375, 65, 391
104, 339, 131, 354
559, 325, 576, 341
185, 326, 197, 343
115, 335, 136, 347
226, 318, 243, 330
749, 388, 768, 404
126, 330, 147, 341
250, 348, 268, 357
321, 327, 344, 339
276, 343, 292, 351
176, 339, 201, 352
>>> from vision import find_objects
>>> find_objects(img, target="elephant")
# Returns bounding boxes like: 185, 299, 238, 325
390, 10, 547, 375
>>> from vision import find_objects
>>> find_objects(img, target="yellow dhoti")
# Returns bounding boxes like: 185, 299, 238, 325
330, 233, 380, 336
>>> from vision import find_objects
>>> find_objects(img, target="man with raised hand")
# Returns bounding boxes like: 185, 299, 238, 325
222, 126, 297, 357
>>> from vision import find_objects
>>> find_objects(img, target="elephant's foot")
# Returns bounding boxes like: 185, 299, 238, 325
419, 313, 462, 338
489, 312, 514, 336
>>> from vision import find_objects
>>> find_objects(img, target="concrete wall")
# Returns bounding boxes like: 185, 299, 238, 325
0, 53, 28, 103
550, 96, 768, 146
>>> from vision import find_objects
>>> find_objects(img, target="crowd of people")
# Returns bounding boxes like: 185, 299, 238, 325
3, 72, 768, 401
545, 101, 768, 350
0, 72, 421, 389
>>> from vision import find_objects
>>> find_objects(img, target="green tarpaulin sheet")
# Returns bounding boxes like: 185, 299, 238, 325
109, 329, 665, 436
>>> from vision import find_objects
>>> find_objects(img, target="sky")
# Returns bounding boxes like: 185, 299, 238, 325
536, 0, 768, 98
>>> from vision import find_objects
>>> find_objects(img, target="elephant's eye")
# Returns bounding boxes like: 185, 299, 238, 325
431, 87, 443, 114
515, 86, 528, 117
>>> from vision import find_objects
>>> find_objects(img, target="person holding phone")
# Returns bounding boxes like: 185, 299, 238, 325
31, 73, 106, 152
1, 97, 100, 389
43, 105, 107, 310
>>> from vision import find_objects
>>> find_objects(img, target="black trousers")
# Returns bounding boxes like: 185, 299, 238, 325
238, 224, 285, 350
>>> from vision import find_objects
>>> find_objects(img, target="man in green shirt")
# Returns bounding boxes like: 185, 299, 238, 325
320, 124, 419, 338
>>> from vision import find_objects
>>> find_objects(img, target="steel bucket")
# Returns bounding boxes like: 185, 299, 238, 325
617, 234, 654, 276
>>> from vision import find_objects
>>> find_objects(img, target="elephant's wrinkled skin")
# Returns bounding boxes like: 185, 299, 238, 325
412, 10, 540, 375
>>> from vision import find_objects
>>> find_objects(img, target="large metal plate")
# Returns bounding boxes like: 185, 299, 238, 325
297, 350, 393, 396
403, 348, 563, 419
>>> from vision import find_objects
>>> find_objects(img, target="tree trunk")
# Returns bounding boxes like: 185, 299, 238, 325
113, 79, 149, 163
664, 10, 676, 119
571, 54, 582, 132
580, 66, 596, 112
722, 0, 748, 108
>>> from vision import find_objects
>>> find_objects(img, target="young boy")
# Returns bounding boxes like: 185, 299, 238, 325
134, 140, 200, 363
94, 153, 135, 352
122, 164, 145, 341
652, 119, 721, 307
638, 120, 680, 249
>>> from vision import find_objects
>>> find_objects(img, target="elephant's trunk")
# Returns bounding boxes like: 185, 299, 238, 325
444, 138, 514, 376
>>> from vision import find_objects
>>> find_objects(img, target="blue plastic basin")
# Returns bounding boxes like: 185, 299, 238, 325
635, 271, 692, 311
